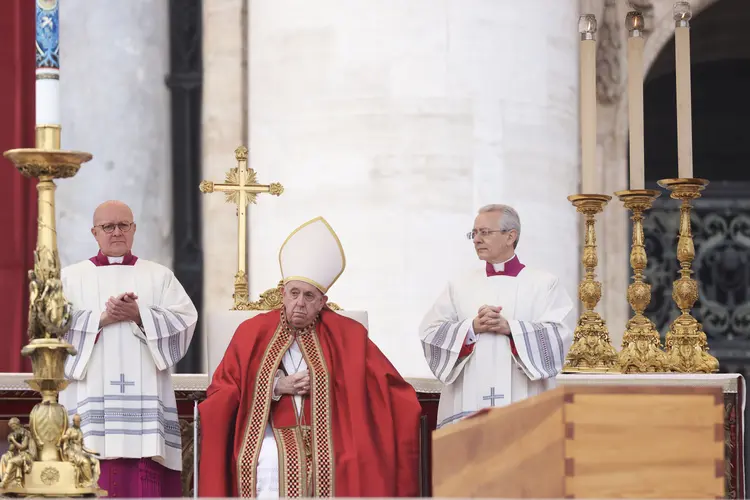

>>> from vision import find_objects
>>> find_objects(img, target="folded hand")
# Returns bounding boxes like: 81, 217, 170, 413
105, 293, 141, 324
473, 305, 510, 335
276, 370, 310, 396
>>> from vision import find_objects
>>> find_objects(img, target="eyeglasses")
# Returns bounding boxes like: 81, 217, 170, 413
466, 229, 508, 240
95, 222, 134, 234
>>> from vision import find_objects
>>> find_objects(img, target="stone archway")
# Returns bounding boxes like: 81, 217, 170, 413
640, 0, 750, 361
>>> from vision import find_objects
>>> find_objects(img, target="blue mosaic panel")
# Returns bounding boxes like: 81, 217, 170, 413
36, 0, 59, 70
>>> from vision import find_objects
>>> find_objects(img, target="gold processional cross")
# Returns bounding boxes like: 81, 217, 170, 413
199, 146, 284, 310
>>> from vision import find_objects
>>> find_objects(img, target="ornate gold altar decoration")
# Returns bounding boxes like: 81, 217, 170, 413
0, 125, 105, 496
200, 146, 284, 310
247, 280, 342, 311
657, 178, 719, 373
562, 195, 620, 373
616, 190, 668, 373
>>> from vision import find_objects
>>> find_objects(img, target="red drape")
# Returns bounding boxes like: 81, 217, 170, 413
0, 0, 37, 373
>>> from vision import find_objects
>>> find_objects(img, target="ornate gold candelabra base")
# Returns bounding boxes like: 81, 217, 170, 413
562, 194, 619, 373
0, 146, 105, 497
657, 178, 719, 374
615, 189, 668, 373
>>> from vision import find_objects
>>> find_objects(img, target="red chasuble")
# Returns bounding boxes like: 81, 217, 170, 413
198, 308, 422, 497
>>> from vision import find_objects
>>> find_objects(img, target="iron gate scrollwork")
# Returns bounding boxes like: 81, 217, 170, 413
643, 183, 750, 354
642, 182, 750, 497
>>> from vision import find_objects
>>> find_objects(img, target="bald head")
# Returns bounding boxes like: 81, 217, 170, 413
91, 200, 136, 257
93, 200, 133, 226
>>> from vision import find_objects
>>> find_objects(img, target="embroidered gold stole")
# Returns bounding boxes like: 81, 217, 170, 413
235, 317, 335, 497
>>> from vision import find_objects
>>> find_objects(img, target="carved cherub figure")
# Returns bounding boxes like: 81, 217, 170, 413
0, 418, 37, 488
619, 336, 666, 373
61, 414, 100, 488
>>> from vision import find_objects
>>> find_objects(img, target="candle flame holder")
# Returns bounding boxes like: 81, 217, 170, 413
615, 189, 668, 373
657, 178, 719, 373
562, 194, 619, 373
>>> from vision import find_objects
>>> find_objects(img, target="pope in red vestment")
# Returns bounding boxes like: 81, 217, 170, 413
198, 217, 422, 497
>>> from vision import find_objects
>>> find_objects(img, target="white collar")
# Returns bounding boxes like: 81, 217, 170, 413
492, 254, 517, 272
107, 255, 124, 264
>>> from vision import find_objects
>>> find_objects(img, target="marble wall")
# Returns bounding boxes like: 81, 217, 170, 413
55, 0, 172, 268
239, 0, 581, 378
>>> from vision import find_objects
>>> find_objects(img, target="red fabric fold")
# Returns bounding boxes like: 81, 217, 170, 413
0, 0, 36, 373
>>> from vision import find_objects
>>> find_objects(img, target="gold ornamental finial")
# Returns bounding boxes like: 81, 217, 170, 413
234, 146, 249, 161
199, 146, 284, 310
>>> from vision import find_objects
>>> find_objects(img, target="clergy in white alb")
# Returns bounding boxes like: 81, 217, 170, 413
420, 204, 574, 429
59, 200, 198, 498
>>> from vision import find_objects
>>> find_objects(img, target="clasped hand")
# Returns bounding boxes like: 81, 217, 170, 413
472, 304, 510, 335
275, 370, 310, 396
100, 292, 142, 327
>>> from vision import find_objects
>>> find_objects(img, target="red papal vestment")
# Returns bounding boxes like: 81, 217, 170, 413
198, 308, 422, 497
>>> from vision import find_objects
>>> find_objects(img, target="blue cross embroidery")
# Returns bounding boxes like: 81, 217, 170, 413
482, 387, 505, 407
110, 373, 135, 394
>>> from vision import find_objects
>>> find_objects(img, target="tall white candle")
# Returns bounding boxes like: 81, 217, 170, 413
627, 12, 645, 190
674, 1, 694, 179
579, 14, 597, 193
35, 0, 61, 128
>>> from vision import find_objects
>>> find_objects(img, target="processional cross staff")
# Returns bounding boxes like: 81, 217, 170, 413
199, 146, 284, 310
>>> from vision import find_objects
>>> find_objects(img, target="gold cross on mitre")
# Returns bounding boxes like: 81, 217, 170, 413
199, 146, 284, 310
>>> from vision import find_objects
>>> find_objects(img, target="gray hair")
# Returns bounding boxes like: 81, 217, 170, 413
478, 204, 521, 249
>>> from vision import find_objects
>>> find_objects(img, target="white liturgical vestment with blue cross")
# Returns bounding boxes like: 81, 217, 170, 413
420, 257, 574, 430
59, 257, 198, 471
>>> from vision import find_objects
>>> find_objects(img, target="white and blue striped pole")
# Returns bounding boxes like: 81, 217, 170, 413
35, 0, 61, 149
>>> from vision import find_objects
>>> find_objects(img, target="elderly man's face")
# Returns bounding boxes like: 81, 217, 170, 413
91, 201, 136, 257
282, 281, 327, 329
471, 211, 517, 263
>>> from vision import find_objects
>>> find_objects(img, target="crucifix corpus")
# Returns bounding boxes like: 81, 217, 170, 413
199, 146, 284, 310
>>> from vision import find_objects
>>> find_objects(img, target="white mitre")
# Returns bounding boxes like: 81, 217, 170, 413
279, 216, 346, 293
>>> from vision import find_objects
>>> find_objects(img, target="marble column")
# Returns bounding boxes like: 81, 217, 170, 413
201, 0, 247, 313
244, 0, 580, 378
55, 0, 172, 267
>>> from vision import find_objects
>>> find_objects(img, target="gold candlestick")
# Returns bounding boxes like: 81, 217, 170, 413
2, 131, 106, 497
615, 189, 667, 373
657, 178, 719, 373
562, 194, 619, 373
